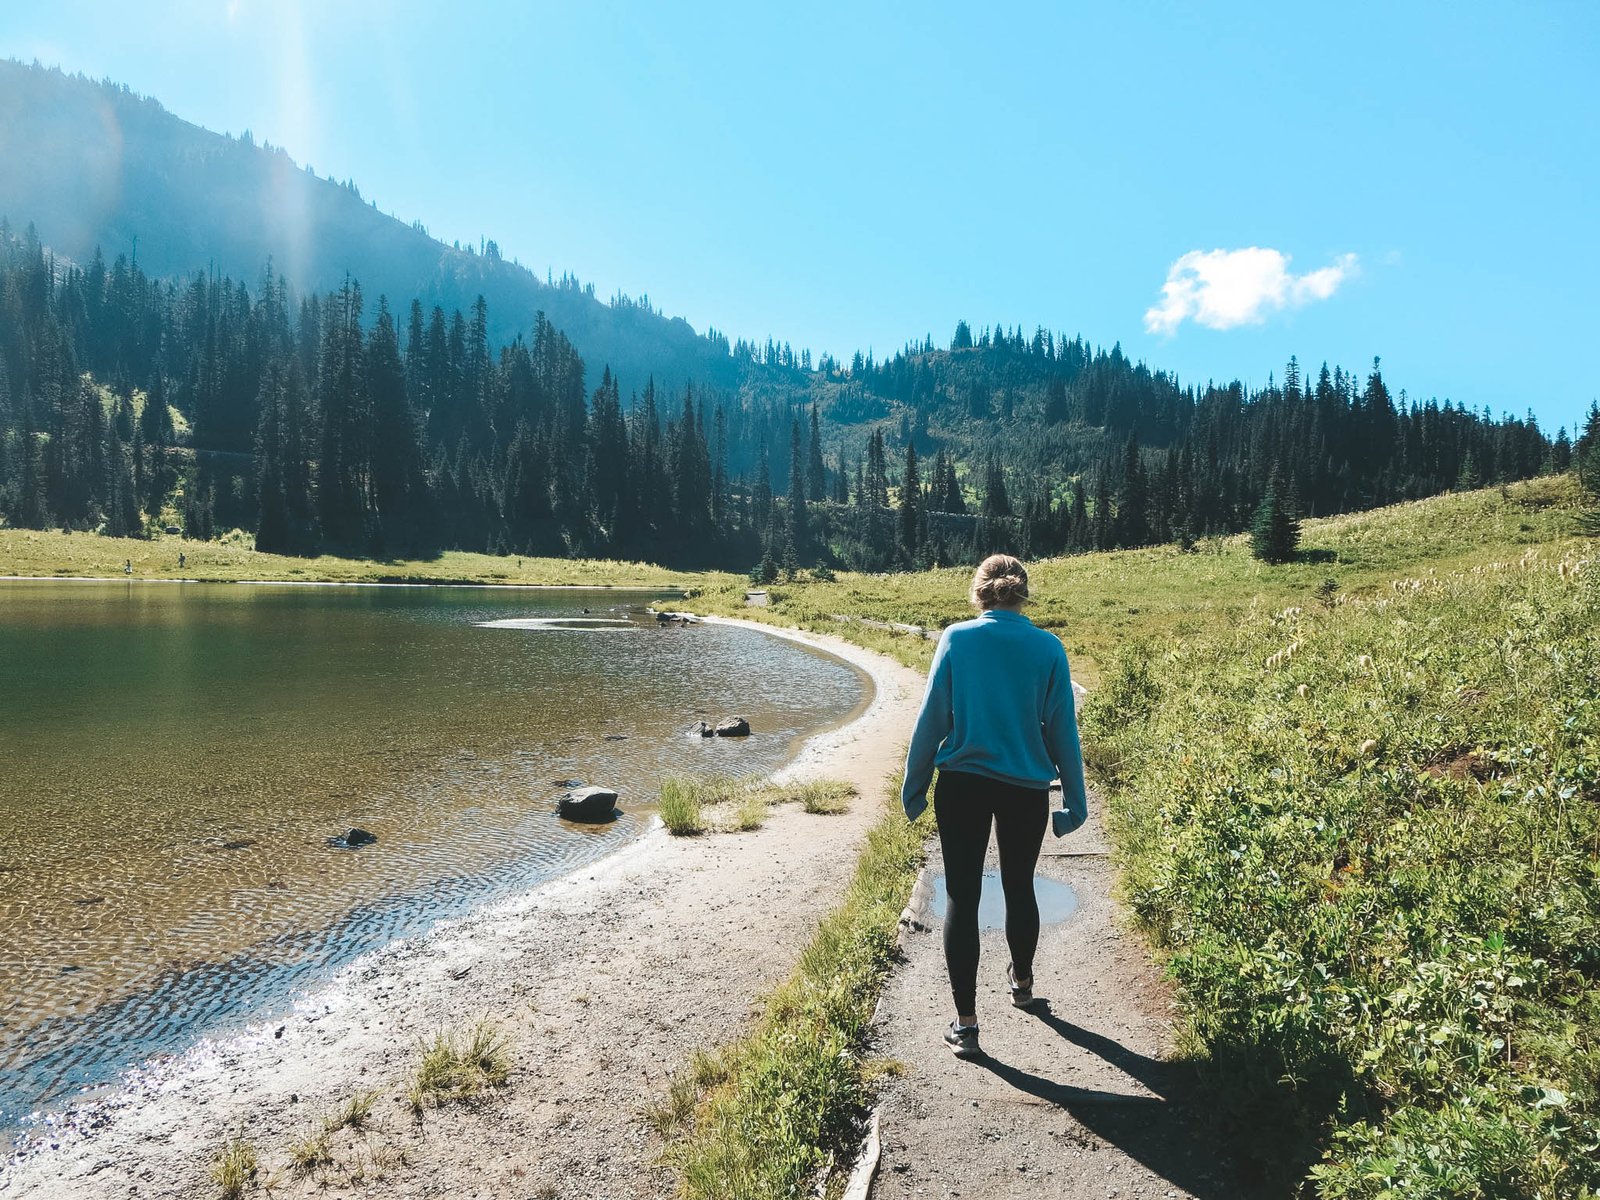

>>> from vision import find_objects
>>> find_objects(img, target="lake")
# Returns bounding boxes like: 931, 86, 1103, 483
0, 580, 865, 1133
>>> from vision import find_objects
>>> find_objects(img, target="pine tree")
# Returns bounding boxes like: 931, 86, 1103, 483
1044, 376, 1068, 424
806, 404, 827, 502
898, 440, 921, 566
1577, 402, 1600, 500
1251, 470, 1301, 564
1114, 432, 1148, 547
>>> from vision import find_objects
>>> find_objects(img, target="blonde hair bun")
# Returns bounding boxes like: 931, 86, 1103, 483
970, 554, 1029, 608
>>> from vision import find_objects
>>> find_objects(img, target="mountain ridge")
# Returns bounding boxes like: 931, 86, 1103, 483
0, 58, 750, 396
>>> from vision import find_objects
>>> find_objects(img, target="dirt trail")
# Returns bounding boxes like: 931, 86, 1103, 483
1, 624, 923, 1200
868, 803, 1238, 1200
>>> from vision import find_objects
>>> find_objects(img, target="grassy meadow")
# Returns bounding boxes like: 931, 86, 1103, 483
688, 474, 1590, 689
0, 525, 726, 589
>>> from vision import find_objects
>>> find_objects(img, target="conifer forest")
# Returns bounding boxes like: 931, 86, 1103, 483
0, 223, 1577, 574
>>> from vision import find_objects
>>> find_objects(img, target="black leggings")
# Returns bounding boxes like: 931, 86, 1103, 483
933, 769, 1049, 1017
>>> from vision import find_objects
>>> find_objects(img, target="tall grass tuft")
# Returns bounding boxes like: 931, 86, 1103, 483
658, 775, 707, 835
407, 1019, 514, 1115
210, 1134, 258, 1200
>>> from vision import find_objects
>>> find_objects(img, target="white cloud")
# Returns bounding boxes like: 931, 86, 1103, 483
1144, 248, 1358, 335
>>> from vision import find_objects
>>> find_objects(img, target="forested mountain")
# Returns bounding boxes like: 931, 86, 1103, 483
0, 60, 749, 397
0, 60, 1581, 573
0, 221, 1579, 574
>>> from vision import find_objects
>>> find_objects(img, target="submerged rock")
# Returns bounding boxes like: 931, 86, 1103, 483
558, 785, 619, 822
327, 827, 377, 849
714, 716, 751, 738
654, 610, 702, 625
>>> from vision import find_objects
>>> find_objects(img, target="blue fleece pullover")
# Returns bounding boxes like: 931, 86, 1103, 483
900, 608, 1088, 835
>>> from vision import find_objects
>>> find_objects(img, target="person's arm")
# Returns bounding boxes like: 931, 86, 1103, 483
1042, 644, 1088, 835
900, 632, 954, 821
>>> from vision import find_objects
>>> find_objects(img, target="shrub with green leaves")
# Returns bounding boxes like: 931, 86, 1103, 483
1087, 546, 1600, 1197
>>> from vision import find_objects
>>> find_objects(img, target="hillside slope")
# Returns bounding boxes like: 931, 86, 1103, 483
0, 60, 743, 395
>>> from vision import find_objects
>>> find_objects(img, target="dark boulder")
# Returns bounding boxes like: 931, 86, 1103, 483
688, 720, 714, 738
714, 716, 751, 738
558, 786, 619, 823
654, 610, 702, 625
327, 827, 377, 849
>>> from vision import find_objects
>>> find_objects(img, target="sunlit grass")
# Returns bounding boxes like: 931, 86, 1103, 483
681, 476, 1590, 687
406, 1020, 513, 1115
0, 525, 727, 590
1084, 529, 1600, 1195
657, 775, 856, 835
210, 1134, 258, 1199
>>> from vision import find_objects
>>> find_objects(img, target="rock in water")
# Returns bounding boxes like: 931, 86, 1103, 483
558, 786, 619, 822
714, 716, 751, 737
687, 720, 714, 737
328, 827, 377, 849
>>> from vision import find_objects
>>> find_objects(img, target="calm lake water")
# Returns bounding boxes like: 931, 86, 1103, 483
0, 580, 865, 1132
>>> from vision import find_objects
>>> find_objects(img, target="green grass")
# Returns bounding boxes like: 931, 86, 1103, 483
405, 1020, 514, 1115
0, 524, 726, 589
683, 476, 1590, 688
730, 790, 769, 831
782, 778, 856, 814
286, 1125, 333, 1176
657, 775, 858, 835
659, 775, 711, 835
328, 1087, 381, 1132
663, 781, 926, 1199
1083, 536, 1600, 1196
211, 1134, 258, 1199
643, 1049, 732, 1137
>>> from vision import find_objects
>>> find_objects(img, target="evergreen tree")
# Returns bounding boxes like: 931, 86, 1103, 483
1251, 470, 1301, 564
1114, 432, 1148, 547
898, 440, 921, 565
806, 404, 827, 503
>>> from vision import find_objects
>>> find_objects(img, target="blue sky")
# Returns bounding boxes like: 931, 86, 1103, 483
5, 1, 1597, 432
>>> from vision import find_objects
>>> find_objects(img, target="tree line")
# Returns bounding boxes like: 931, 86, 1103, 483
0, 220, 1581, 575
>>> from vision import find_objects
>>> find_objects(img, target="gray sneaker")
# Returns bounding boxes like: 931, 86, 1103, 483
943, 1021, 980, 1058
1007, 964, 1038, 1009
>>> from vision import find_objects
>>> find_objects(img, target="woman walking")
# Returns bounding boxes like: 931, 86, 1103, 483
901, 554, 1089, 1058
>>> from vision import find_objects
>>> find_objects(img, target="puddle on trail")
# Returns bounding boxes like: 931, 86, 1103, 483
928, 871, 1079, 929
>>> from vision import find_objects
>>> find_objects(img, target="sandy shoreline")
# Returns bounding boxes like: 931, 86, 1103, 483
1, 618, 924, 1199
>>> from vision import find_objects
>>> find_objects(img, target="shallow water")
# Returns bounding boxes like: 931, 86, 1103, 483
929, 870, 1080, 929
0, 581, 864, 1130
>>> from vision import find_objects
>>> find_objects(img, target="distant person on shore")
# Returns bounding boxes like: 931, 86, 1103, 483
901, 554, 1089, 1059
178, 552, 186, 570
123, 559, 132, 575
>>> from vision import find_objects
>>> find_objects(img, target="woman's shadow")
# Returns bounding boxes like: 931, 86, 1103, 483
973, 1000, 1244, 1199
